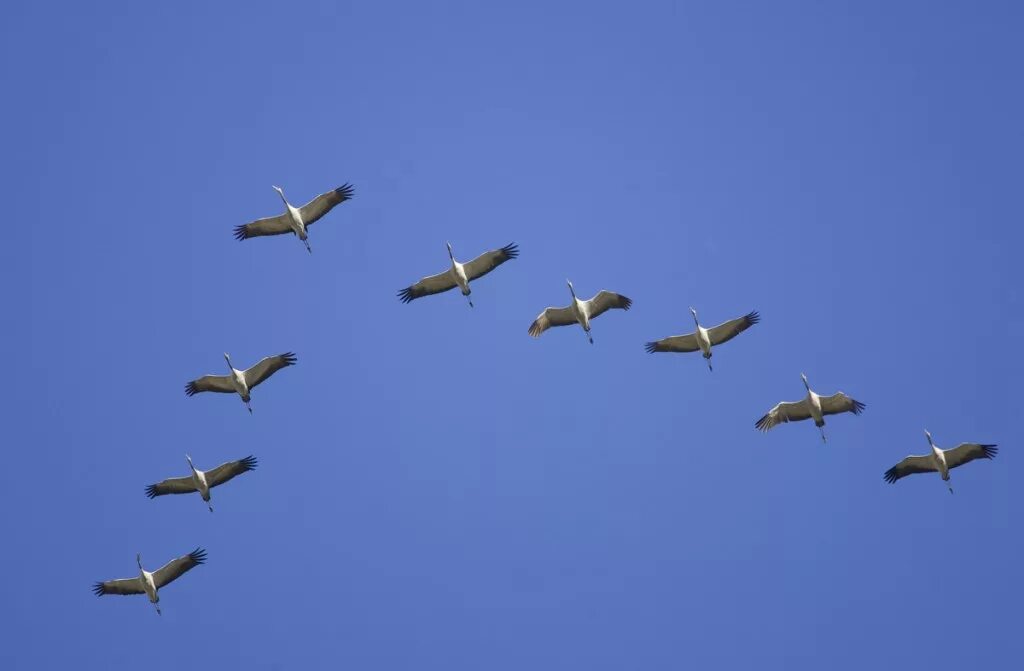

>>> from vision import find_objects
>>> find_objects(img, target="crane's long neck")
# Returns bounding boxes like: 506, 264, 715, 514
136, 554, 143, 571
186, 455, 196, 473
275, 187, 289, 208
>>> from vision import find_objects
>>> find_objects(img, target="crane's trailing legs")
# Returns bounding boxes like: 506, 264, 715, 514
303, 238, 312, 254
819, 426, 827, 443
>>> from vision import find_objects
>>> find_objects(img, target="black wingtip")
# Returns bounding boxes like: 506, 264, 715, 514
621, 296, 633, 311
644, 342, 658, 354
189, 548, 208, 565
755, 415, 771, 432
233, 224, 249, 241
145, 485, 158, 499
982, 444, 998, 459
397, 287, 415, 304
280, 352, 298, 367
502, 242, 520, 259
92, 582, 105, 596
852, 400, 866, 415
883, 468, 899, 484
184, 382, 198, 397
335, 183, 355, 201
746, 310, 761, 325
240, 455, 258, 471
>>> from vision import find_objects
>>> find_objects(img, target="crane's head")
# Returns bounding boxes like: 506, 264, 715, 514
800, 372, 809, 388
924, 430, 933, 444
271, 185, 283, 194
689, 306, 698, 321
223, 352, 231, 363
566, 279, 575, 293
186, 454, 195, 468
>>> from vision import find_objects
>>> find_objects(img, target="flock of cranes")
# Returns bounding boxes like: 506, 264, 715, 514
93, 182, 1000, 615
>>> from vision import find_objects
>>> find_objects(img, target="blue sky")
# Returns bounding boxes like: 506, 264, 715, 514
2, 1, 1022, 668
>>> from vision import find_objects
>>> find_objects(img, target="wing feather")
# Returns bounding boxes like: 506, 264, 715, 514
645, 333, 700, 353
145, 476, 196, 498
298, 183, 354, 227
755, 400, 812, 432
528, 305, 576, 337
883, 454, 936, 483
819, 392, 866, 417
586, 291, 632, 318
152, 548, 207, 589
185, 375, 235, 396
707, 310, 760, 346
944, 443, 998, 470
397, 270, 458, 303
462, 243, 519, 281
243, 353, 297, 389
93, 577, 145, 596
205, 455, 258, 488
233, 214, 293, 241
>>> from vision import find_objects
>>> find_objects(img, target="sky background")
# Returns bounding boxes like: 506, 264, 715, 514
2, 1, 1022, 668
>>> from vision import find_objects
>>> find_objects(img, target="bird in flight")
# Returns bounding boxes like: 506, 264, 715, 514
398, 242, 519, 308
528, 280, 631, 344
755, 373, 865, 442
234, 184, 354, 253
883, 431, 997, 494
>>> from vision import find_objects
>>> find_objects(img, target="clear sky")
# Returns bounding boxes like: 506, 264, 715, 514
2, 1, 1022, 668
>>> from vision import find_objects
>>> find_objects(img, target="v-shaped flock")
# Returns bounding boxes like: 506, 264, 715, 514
93, 180, 1000, 616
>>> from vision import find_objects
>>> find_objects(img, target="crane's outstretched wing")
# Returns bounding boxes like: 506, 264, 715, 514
397, 270, 458, 303
755, 400, 812, 431
146, 476, 196, 498
645, 333, 700, 353
528, 306, 576, 337
299, 184, 354, 228
819, 392, 866, 417
707, 310, 760, 346
152, 548, 207, 589
944, 443, 998, 470
585, 291, 632, 318
205, 455, 258, 488
462, 243, 519, 281
185, 375, 235, 396
93, 577, 145, 596
883, 455, 936, 483
233, 214, 293, 241
243, 353, 297, 389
